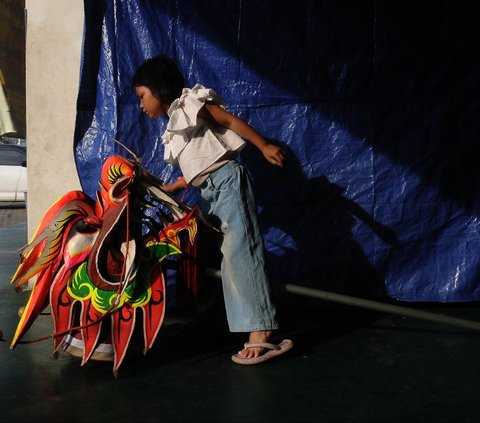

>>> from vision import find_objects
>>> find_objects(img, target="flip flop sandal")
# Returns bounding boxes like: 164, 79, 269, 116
231, 339, 293, 365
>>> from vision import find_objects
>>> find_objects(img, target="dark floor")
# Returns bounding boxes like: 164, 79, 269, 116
1, 212, 480, 422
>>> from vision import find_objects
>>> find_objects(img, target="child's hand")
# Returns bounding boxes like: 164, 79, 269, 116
262, 144, 285, 167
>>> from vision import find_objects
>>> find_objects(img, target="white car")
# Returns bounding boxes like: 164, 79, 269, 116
0, 144, 27, 203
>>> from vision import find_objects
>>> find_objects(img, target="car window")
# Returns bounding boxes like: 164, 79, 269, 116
0, 146, 26, 166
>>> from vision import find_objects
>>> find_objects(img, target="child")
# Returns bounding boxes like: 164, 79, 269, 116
133, 54, 293, 364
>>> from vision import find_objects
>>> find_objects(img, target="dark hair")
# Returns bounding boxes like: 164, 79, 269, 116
132, 54, 185, 105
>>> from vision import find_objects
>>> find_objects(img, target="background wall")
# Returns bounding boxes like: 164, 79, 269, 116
25, 0, 83, 235
18, 0, 480, 302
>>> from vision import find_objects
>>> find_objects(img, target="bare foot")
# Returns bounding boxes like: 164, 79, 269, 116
236, 330, 272, 359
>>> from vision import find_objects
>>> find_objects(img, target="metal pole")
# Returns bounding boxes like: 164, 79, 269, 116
285, 284, 480, 332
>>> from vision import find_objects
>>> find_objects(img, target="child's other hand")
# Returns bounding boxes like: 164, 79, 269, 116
262, 144, 285, 167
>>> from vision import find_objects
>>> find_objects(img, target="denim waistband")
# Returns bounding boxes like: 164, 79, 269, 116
199, 160, 239, 189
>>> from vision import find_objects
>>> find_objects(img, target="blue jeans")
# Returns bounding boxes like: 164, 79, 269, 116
199, 161, 279, 332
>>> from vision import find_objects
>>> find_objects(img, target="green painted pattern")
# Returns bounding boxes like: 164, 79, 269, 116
67, 242, 182, 314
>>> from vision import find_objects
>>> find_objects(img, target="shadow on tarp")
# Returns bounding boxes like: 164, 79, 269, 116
239, 142, 399, 302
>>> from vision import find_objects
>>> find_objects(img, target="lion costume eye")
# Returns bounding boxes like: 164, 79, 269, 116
102, 156, 135, 188
107, 162, 126, 185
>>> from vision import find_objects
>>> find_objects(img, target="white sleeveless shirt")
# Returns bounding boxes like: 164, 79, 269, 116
162, 84, 246, 186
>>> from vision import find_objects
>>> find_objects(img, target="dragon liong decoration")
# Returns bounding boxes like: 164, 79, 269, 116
6, 145, 199, 375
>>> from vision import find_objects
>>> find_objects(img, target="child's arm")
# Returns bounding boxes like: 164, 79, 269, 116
198, 104, 285, 167
162, 176, 188, 193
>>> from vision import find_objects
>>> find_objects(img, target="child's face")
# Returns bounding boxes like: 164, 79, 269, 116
135, 85, 169, 118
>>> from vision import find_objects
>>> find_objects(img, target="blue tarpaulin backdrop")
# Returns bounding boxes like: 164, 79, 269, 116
74, 0, 480, 302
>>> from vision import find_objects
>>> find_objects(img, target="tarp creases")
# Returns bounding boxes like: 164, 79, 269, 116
75, 0, 480, 302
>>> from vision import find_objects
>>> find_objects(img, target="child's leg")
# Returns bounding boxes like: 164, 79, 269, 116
200, 162, 279, 337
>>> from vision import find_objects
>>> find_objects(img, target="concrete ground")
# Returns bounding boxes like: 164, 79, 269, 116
1, 206, 480, 422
